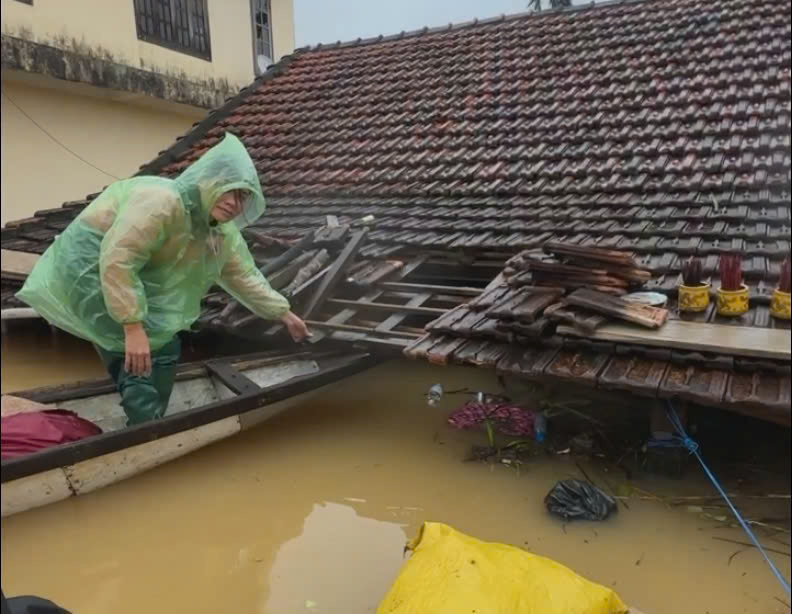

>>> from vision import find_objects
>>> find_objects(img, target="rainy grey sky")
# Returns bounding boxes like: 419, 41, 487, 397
294, 0, 586, 48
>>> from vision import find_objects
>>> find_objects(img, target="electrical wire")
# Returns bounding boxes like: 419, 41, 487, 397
1, 89, 120, 180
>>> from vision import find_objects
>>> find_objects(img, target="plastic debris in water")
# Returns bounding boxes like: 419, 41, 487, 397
426, 384, 444, 406
544, 479, 618, 521
534, 412, 547, 443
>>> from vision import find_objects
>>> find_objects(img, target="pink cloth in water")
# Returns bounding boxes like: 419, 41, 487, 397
1, 410, 102, 459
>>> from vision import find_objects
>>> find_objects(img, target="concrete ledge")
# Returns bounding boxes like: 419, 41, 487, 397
1, 34, 237, 110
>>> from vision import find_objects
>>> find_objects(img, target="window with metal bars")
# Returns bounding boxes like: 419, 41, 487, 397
251, 0, 273, 75
134, 0, 211, 60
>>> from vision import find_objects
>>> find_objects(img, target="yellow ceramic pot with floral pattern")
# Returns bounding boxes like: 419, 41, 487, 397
716, 284, 749, 316
770, 289, 791, 320
678, 283, 710, 312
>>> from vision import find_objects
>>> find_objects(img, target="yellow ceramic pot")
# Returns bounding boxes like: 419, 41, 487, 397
770, 288, 791, 320
678, 283, 710, 312
716, 284, 749, 316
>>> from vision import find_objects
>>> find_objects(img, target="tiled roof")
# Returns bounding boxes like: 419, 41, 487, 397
138, 0, 791, 265
4, 0, 791, 264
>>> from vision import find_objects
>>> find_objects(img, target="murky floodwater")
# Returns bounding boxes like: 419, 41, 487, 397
1, 326, 790, 613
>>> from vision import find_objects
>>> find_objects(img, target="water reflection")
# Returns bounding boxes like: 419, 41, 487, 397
265, 502, 406, 613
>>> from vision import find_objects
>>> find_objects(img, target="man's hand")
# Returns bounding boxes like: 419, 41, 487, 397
280, 311, 312, 342
123, 323, 152, 376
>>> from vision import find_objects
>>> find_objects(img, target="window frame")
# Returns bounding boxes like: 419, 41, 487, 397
250, 0, 274, 76
133, 0, 212, 62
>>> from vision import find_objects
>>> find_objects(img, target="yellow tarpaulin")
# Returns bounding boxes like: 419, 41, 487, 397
377, 522, 628, 614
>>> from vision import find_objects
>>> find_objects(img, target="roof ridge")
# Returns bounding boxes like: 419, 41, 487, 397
294, 0, 650, 54
134, 51, 305, 177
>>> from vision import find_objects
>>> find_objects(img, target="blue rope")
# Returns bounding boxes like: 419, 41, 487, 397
663, 401, 791, 595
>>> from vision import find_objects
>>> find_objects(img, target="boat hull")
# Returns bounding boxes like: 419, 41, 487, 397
1, 391, 319, 518
1, 350, 372, 517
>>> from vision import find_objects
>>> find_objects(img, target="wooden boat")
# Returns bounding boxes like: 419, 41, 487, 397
1, 349, 373, 517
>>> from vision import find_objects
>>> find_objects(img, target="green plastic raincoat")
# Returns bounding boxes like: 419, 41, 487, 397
17, 133, 290, 354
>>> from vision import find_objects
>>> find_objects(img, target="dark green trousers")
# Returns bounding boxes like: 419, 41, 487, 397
94, 337, 181, 426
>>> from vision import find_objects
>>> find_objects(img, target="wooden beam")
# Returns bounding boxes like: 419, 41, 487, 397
1, 353, 375, 483
375, 293, 432, 333
260, 231, 316, 276
13, 350, 317, 404
376, 281, 482, 295
302, 229, 368, 320
205, 361, 261, 395
305, 255, 428, 344
325, 298, 445, 316
382, 291, 469, 304
218, 232, 318, 322
322, 333, 411, 352
558, 320, 792, 361
306, 320, 418, 339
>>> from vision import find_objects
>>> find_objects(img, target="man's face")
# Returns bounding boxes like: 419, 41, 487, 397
211, 190, 246, 223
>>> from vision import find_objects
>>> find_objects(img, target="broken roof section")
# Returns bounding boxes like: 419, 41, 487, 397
1, 0, 791, 423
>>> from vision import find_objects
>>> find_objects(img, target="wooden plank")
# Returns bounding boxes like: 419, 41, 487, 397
302, 229, 368, 320
260, 231, 316, 276
566, 289, 668, 328
347, 260, 403, 287
375, 293, 431, 333
383, 291, 471, 305
205, 361, 261, 395
1, 352, 374, 483
12, 350, 314, 404
305, 320, 417, 339
267, 250, 317, 290
558, 320, 792, 361
1, 249, 39, 277
325, 298, 445, 317
377, 282, 482, 296
280, 249, 331, 297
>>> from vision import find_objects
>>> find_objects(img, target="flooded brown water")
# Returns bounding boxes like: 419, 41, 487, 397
1, 326, 790, 613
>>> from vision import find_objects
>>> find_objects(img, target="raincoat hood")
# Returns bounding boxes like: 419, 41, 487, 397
174, 133, 265, 231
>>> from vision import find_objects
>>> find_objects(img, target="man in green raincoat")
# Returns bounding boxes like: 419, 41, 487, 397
17, 133, 310, 426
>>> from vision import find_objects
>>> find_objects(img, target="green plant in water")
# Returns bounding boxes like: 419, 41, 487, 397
484, 419, 496, 450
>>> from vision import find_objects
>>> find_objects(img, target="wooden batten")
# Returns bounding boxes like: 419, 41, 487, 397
558, 320, 792, 361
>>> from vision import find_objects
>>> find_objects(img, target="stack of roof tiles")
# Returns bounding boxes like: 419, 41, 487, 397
404, 254, 790, 425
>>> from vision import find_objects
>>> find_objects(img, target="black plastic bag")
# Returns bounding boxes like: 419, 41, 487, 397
544, 479, 617, 521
